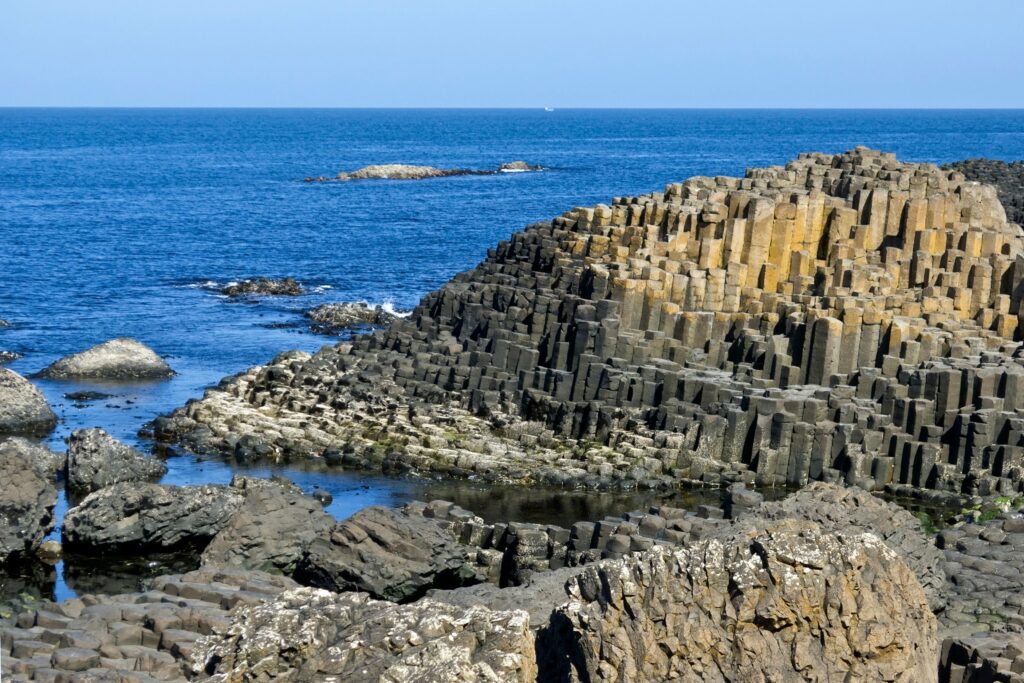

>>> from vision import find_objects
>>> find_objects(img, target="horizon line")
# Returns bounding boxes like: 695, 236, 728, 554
3, 106, 1024, 112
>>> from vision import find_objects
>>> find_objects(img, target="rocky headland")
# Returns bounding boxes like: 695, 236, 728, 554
304, 161, 543, 183
6, 148, 1024, 681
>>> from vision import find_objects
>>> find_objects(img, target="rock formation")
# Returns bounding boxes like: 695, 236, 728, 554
549, 518, 938, 682
200, 476, 334, 574
294, 504, 483, 602
946, 158, 1024, 226
0, 350, 22, 365
220, 277, 304, 298
305, 301, 398, 334
65, 427, 167, 494
63, 483, 243, 552
37, 338, 174, 381
0, 436, 65, 480
0, 368, 56, 436
0, 442, 57, 565
193, 588, 537, 682
305, 161, 544, 182
158, 148, 1024, 502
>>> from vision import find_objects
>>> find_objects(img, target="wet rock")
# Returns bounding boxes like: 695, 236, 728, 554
201, 476, 334, 575
0, 350, 22, 365
65, 427, 167, 493
754, 481, 948, 612
0, 441, 58, 564
63, 390, 112, 402
36, 539, 62, 562
0, 437, 65, 480
193, 587, 536, 682
294, 505, 482, 602
305, 301, 398, 334
37, 338, 174, 381
549, 518, 938, 682
333, 164, 478, 181
63, 482, 243, 552
0, 368, 57, 436
221, 277, 304, 298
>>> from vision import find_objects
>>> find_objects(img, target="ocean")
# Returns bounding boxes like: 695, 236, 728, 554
2, 108, 1024, 600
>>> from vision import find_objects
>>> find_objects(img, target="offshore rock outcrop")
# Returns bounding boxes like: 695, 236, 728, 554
37, 337, 174, 381
157, 148, 1024, 501
305, 301, 398, 334
304, 161, 543, 183
220, 277, 303, 298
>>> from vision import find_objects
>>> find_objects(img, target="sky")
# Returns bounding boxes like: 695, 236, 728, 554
1, 1, 1023, 108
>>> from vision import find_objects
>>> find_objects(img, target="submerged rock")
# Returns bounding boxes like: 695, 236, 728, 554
65, 427, 167, 493
305, 301, 398, 334
37, 337, 174, 380
221, 277, 304, 298
63, 482, 244, 552
201, 476, 334, 574
0, 367, 57, 436
0, 441, 58, 564
294, 505, 482, 602
193, 587, 536, 682
548, 518, 938, 682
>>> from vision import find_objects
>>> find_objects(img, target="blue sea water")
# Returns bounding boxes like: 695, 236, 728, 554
2, 108, 1024, 600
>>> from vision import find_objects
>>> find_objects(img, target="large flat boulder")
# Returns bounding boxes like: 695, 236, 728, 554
65, 427, 167, 493
192, 587, 536, 682
0, 368, 57, 436
0, 441, 58, 564
37, 338, 174, 380
294, 505, 481, 602
201, 476, 334, 574
0, 436, 65, 479
63, 482, 243, 552
546, 518, 938, 682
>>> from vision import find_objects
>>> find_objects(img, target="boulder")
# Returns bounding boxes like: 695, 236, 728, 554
0, 368, 57, 436
0, 442, 58, 564
0, 350, 22, 365
335, 164, 465, 181
294, 505, 482, 602
753, 482, 948, 611
547, 518, 938, 682
0, 436, 65, 479
221, 277, 303, 297
201, 476, 335, 574
65, 427, 167, 493
36, 338, 174, 380
63, 482, 243, 552
305, 302, 397, 334
193, 587, 536, 682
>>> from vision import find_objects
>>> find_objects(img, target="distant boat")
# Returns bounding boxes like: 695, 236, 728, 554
544, 107, 555, 112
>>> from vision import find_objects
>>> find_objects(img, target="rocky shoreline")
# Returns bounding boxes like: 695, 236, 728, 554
5, 148, 1024, 681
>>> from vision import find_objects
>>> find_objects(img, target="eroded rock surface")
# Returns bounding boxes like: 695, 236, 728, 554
66, 427, 167, 493
159, 148, 1024, 502
0, 436, 65, 480
37, 338, 174, 381
63, 483, 243, 552
294, 505, 482, 602
0, 368, 57, 436
201, 476, 334, 574
550, 519, 938, 682
0, 442, 57, 565
193, 587, 537, 682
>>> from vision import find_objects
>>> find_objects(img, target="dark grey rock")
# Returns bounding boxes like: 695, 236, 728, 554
0, 442, 57, 564
65, 428, 166, 494
294, 505, 482, 602
0, 368, 57, 437
221, 277, 303, 297
63, 482, 243, 552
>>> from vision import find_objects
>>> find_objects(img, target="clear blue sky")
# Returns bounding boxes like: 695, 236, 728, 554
2, 0, 1022, 108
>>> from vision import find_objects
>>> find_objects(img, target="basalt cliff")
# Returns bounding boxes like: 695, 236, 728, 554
158, 147, 1024, 504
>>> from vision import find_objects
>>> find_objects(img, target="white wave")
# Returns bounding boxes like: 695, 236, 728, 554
380, 301, 412, 318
